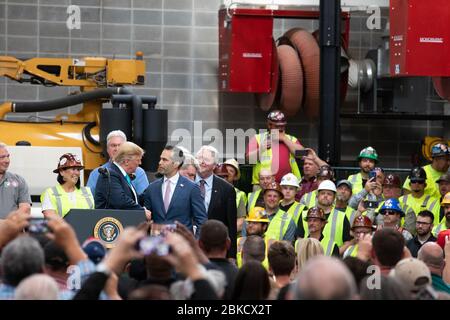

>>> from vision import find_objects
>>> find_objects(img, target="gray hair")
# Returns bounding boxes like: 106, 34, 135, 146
181, 154, 199, 170
106, 130, 127, 145
14, 274, 59, 300
292, 256, 357, 300
0, 236, 45, 286
196, 145, 220, 164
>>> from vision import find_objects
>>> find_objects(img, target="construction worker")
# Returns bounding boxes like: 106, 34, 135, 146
403, 143, 450, 199
300, 207, 340, 257
335, 179, 358, 225
294, 147, 327, 201
237, 206, 270, 268
246, 169, 274, 213
433, 192, 450, 236
398, 167, 440, 224
246, 110, 303, 190
348, 166, 384, 214
41, 153, 94, 217
375, 173, 416, 235
377, 198, 413, 241
214, 162, 246, 237
343, 215, 375, 258
436, 173, 450, 222
347, 146, 379, 195
299, 165, 335, 209
296, 180, 352, 255
279, 173, 305, 226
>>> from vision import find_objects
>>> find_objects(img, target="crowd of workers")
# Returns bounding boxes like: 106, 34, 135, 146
0, 109, 449, 300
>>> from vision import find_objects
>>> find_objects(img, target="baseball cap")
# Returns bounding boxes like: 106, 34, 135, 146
390, 258, 431, 293
82, 237, 107, 264
436, 172, 450, 183
336, 179, 352, 190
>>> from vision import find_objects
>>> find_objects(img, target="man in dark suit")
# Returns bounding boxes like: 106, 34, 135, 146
142, 145, 207, 235
195, 145, 237, 259
95, 142, 151, 220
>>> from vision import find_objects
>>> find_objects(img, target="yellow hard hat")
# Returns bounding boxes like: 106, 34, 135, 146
442, 192, 450, 206
246, 206, 269, 223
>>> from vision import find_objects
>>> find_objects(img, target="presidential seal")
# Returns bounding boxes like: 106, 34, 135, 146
93, 217, 123, 248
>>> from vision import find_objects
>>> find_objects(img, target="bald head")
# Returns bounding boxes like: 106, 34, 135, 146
292, 256, 356, 300
417, 242, 445, 275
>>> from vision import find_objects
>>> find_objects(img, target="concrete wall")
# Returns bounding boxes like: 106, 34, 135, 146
0, 1, 446, 169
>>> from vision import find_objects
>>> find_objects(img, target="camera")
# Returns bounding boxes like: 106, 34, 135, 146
368, 170, 377, 180
136, 236, 170, 256
294, 149, 309, 159
150, 223, 177, 236
27, 218, 50, 234
363, 200, 379, 209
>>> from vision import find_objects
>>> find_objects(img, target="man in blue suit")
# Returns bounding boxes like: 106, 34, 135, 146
95, 142, 151, 220
142, 145, 207, 235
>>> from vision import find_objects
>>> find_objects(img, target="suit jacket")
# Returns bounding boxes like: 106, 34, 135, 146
207, 175, 237, 258
94, 163, 142, 210
142, 175, 208, 233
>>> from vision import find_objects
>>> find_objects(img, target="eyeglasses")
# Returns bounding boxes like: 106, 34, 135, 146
0, 154, 10, 160
416, 221, 432, 226
382, 210, 397, 216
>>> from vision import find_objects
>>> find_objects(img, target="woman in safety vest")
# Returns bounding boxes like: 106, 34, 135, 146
41, 153, 94, 217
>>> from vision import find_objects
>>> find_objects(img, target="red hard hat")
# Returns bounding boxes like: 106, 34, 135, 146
436, 229, 450, 250
351, 215, 374, 230
53, 153, 84, 173
383, 173, 401, 188
264, 181, 283, 196
304, 207, 326, 221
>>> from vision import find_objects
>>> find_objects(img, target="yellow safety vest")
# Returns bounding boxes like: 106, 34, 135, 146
299, 189, 318, 209
432, 222, 448, 237
236, 187, 247, 210
343, 244, 359, 258
251, 133, 301, 184
403, 164, 442, 199
344, 206, 358, 226
301, 208, 346, 246
40, 184, 94, 217
347, 172, 364, 195
265, 209, 294, 241
283, 201, 306, 226
294, 236, 338, 257
398, 194, 440, 223
236, 237, 269, 269
247, 189, 262, 212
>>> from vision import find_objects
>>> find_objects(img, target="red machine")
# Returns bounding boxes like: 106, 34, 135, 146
390, 0, 450, 77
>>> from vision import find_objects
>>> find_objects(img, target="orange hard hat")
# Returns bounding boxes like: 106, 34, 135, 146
53, 153, 84, 173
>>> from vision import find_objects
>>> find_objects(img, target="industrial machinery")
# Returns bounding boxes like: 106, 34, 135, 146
0, 52, 168, 183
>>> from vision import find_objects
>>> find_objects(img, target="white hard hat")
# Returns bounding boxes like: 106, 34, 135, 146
318, 180, 337, 193
280, 173, 300, 188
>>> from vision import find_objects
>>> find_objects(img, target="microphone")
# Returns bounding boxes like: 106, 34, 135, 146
98, 167, 111, 209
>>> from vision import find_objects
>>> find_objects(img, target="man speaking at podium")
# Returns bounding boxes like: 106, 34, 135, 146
95, 142, 151, 220
142, 145, 207, 236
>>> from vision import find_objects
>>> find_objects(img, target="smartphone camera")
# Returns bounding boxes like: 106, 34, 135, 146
136, 236, 170, 256
151, 223, 177, 236
363, 200, 379, 209
295, 149, 309, 159
28, 218, 49, 234
369, 170, 377, 180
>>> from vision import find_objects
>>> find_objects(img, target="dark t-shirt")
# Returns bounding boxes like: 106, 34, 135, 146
208, 258, 238, 300
406, 235, 437, 258
279, 202, 295, 213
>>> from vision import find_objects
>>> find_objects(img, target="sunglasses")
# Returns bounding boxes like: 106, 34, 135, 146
382, 210, 398, 216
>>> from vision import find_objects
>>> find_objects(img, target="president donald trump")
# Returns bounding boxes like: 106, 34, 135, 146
142, 145, 207, 236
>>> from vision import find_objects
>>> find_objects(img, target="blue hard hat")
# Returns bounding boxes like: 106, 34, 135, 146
82, 237, 106, 264
379, 198, 404, 217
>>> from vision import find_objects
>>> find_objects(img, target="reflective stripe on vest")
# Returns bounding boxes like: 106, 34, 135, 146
80, 187, 94, 209
322, 237, 335, 257
346, 207, 357, 226
289, 202, 303, 225
265, 209, 291, 241
304, 209, 344, 246
51, 186, 63, 215
346, 245, 358, 258
247, 189, 261, 212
